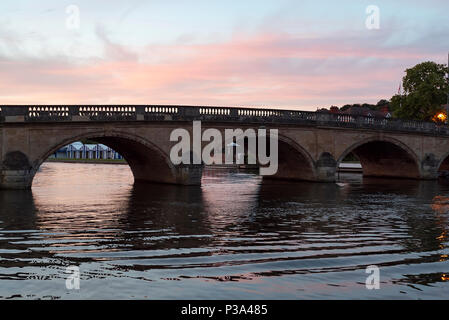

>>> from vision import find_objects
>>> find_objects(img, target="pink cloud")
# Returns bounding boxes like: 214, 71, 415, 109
0, 29, 443, 109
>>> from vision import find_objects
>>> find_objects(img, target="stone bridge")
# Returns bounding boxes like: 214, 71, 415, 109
1, 105, 449, 189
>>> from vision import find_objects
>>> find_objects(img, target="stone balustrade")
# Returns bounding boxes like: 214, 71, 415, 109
0, 105, 447, 135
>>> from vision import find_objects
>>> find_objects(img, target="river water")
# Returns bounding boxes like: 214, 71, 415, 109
0, 162, 448, 299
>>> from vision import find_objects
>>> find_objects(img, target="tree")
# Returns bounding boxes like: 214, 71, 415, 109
390, 61, 448, 121
376, 99, 389, 106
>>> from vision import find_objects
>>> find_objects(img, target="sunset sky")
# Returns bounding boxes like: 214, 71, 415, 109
0, 0, 448, 110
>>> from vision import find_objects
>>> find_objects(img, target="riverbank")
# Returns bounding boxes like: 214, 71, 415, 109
45, 159, 362, 171
46, 158, 128, 165
209, 163, 363, 173
338, 163, 362, 173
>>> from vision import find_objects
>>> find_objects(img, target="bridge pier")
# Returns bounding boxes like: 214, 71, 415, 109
0, 151, 34, 190
315, 152, 337, 182
173, 164, 203, 186
420, 153, 439, 180
132, 163, 203, 186
0, 170, 34, 190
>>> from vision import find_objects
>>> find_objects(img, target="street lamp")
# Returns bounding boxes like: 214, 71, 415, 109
437, 112, 447, 122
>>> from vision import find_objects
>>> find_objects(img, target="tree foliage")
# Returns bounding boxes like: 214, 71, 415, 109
391, 61, 448, 121
338, 100, 389, 112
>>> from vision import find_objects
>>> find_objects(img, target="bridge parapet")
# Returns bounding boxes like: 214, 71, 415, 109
0, 105, 448, 136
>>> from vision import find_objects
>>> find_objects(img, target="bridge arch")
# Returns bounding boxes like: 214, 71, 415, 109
337, 136, 422, 179
265, 134, 317, 181
30, 130, 198, 188
220, 132, 317, 181
436, 150, 449, 172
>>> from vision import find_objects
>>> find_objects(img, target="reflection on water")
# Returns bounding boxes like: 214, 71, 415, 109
0, 162, 448, 299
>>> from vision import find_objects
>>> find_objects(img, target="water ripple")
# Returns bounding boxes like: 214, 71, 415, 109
0, 164, 448, 299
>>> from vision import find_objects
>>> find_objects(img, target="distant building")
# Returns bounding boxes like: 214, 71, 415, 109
49, 142, 123, 160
